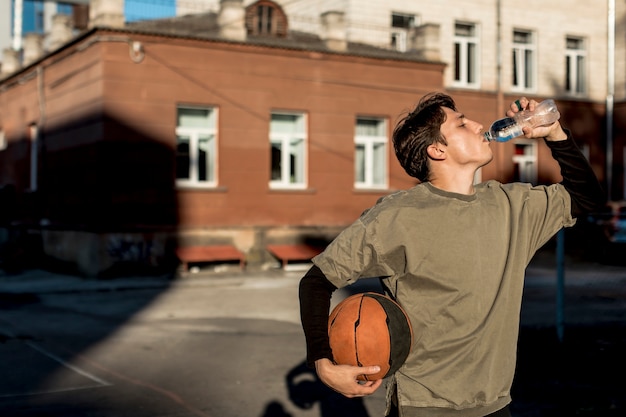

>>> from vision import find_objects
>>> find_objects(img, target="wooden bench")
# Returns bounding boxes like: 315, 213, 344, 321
175, 245, 245, 271
267, 244, 324, 269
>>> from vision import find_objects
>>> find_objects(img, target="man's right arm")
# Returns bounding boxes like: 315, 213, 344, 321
299, 265, 336, 367
299, 265, 384, 397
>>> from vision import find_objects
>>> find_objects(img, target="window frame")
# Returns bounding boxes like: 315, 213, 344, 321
354, 116, 388, 190
245, 0, 288, 38
390, 12, 418, 52
512, 139, 537, 184
269, 111, 308, 190
175, 105, 219, 189
511, 29, 536, 92
256, 4, 275, 34
565, 36, 587, 96
453, 21, 480, 88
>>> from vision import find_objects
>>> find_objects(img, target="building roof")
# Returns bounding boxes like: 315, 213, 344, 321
1, 5, 442, 84
124, 11, 437, 64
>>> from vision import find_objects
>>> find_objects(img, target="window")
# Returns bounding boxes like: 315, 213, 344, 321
245, 0, 288, 37
565, 36, 586, 95
257, 5, 274, 33
453, 22, 479, 87
355, 117, 388, 189
35, 10, 45, 32
512, 140, 537, 184
270, 112, 306, 189
512, 30, 535, 91
176, 106, 217, 187
391, 12, 417, 52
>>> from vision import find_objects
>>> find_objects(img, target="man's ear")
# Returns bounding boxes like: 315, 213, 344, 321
427, 143, 446, 160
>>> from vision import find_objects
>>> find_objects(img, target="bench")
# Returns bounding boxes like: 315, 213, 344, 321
266, 244, 324, 269
175, 245, 245, 271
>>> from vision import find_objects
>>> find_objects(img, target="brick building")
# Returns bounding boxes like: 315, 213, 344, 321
0, 0, 619, 275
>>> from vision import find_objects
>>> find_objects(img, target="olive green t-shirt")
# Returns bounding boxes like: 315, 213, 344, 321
313, 180, 574, 417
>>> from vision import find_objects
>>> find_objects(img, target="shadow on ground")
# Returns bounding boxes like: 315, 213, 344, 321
511, 324, 626, 417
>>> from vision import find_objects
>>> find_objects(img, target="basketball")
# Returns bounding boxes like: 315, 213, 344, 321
328, 292, 413, 381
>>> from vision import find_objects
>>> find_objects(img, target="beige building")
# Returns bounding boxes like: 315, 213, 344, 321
279, 0, 625, 198
282, 1, 619, 100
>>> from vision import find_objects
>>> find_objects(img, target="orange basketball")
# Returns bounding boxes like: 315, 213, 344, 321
328, 292, 413, 381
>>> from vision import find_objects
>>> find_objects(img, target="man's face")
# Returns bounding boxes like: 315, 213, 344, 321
439, 107, 493, 169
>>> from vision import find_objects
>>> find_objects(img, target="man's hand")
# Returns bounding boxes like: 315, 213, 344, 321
315, 358, 384, 398
508, 97, 567, 142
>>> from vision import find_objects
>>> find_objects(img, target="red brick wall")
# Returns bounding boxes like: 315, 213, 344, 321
97, 34, 444, 228
0, 30, 612, 237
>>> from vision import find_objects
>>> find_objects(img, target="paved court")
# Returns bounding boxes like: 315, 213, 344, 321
0, 255, 624, 417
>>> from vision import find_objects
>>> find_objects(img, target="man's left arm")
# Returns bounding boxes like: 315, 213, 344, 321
511, 97, 605, 217
544, 129, 605, 217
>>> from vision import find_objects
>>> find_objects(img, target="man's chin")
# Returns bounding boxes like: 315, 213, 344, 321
480, 154, 494, 168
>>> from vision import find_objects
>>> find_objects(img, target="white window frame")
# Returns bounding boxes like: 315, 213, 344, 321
512, 29, 536, 91
354, 117, 388, 189
391, 30, 408, 52
453, 21, 480, 88
390, 12, 417, 52
0, 129, 6, 151
175, 106, 218, 188
565, 36, 586, 95
512, 139, 537, 184
269, 111, 307, 190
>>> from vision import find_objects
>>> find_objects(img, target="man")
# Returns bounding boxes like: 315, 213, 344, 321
299, 93, 604, 417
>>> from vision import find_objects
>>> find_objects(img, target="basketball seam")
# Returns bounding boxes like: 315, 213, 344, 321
355, 295, 364, 370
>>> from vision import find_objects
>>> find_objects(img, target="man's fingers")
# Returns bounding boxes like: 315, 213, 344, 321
359, 365, 381, 375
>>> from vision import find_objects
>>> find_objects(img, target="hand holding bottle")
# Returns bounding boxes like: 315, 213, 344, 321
506, 97, 567, 142
485, 97, 566, 142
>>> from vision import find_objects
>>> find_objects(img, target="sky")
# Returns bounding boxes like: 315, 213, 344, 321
16, 0, 178, 33
124, 0, 177, 22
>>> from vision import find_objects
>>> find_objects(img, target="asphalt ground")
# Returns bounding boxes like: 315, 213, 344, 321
0, 247, 624, 417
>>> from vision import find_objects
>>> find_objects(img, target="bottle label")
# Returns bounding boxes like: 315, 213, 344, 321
489, 117, 524, 142
496, 124, 524, 142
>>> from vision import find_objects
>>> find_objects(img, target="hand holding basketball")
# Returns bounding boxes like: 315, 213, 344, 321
314, 358, 384, 398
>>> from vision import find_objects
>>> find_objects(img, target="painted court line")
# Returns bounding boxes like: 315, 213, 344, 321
26, 340, 111, 386
0, 325, 111, 398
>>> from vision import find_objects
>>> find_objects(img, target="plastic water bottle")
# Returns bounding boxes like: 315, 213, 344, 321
484, 99, 560, 142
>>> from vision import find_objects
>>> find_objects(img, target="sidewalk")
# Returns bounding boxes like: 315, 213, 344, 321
2, 253, 626, 334
1, 250, 625, 295
0, 265, 305, 295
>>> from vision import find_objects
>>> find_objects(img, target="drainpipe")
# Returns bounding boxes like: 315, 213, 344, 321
12, 0, 23, 51
496, 0, 503, 110
607, 0, 615, 200
495, 0, 504, 179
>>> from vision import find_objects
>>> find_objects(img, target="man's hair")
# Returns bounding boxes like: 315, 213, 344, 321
392, 92, 457, 182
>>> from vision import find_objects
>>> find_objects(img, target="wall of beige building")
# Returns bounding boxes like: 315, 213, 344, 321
143, 0, 624, 103
279, 0, 615, 103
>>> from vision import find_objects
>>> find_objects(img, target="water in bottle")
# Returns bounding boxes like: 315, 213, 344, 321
484, 99, 560, 142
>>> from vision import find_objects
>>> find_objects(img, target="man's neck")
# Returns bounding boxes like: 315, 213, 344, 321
429, 173, 477, 195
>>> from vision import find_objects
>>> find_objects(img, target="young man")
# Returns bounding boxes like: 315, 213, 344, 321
299, 93, 604, 417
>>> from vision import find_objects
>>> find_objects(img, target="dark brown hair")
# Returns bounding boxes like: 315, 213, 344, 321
392, 93, 457, 182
